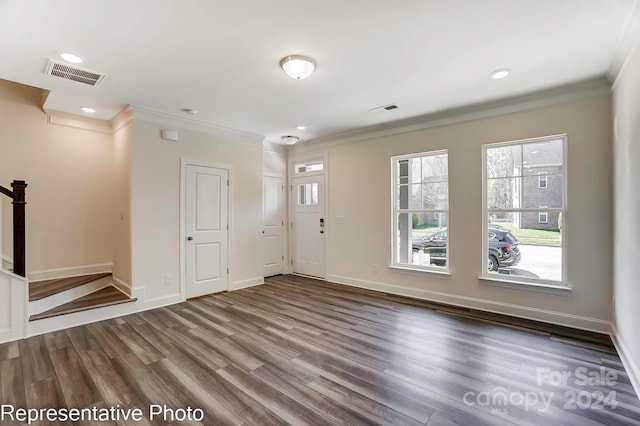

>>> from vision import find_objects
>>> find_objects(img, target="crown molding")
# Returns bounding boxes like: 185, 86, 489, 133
110, 105, 133, 133
608, 0, 640, 85
130, 105, 264, 146
45, 109, 112, 134
289, 78, 611, 154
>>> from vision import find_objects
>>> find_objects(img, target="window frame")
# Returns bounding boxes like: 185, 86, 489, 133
481, 135, 567, 286
391, 149, 450, 273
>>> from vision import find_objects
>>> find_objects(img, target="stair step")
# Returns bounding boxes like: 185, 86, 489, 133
29, 286, 136, 321
29, 273, 112, 301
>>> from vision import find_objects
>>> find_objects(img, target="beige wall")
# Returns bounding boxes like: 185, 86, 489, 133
0, 79, 114, 273
613, 42, 640, 379
130, 120, 263, 300
111, 119, 132, 287
290, 96, 613, 330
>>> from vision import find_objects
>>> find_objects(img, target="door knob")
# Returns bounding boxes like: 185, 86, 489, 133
187, 236, 193, 241
320, 230, 324, 234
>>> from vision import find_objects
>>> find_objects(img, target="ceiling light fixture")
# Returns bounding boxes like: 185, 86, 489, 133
295, 124, 307, 130
59, 52, 84, 64
281, 135, 300, 145
280, 55, 315, 80
81, 106, 96, 113
491, 68, 511, 79
181, 108, 198, 115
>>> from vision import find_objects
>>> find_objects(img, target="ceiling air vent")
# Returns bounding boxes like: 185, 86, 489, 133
44, 59, 106, 86
369, 103, 398, 112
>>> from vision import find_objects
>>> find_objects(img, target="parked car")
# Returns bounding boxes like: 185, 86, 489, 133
411, 227, 521, 271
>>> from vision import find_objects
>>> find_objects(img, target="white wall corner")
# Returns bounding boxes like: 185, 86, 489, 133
111, 105, 134, 133
610, 324, 640, 401
326, 274, 612, 334
608, 2, 640, 84
231, 277, 265, 291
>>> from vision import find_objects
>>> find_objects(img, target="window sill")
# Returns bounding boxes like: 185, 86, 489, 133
389, 265, 451, 279
479, 276, 572, 295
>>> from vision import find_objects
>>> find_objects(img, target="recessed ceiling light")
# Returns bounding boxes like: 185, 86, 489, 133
81, 106, 96, 113
281, 135, 300, 145
59, 52, 84, 64
491, 68, 511, 79
280, 55, 315, 80
295, 124, 307, 130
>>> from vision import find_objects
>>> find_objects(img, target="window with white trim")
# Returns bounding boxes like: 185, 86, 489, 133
538, 172, 548, 188
538, 207, 548, 224
392, 150, 449, 271
483, 136, 565, 283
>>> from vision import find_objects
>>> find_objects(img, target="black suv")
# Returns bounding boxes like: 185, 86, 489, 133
411, 227, 521, 271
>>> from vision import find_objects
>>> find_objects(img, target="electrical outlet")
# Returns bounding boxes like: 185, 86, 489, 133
164, 275, 172, 286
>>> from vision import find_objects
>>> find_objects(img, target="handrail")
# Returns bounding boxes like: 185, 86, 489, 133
0, 186, 13, 198
0, 180, 27, 277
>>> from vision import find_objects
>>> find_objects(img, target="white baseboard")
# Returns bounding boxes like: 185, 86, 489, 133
610, 324, 640, 400
327, 274, 612, 334
230, 277, 264, 291
112, 277, 132, 296
2, 254, 12, 271
28, 263, 113, 282
27, 288, 182, 338
0, 327, 10, 343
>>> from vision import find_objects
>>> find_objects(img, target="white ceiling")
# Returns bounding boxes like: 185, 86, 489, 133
0, 0, 637, 144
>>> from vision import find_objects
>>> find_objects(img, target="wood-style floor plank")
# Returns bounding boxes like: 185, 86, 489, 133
0, 274, 637, 425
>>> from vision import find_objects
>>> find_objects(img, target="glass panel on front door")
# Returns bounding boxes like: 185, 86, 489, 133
298, 183, 318, 206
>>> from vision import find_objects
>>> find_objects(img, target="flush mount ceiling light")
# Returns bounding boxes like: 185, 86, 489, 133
281, 135, 300, 145
280, 55, 315, 80
491, 68, 511, 79
295, 124, 307, 130
58, 51, 84, 64
81, 106, 96, 113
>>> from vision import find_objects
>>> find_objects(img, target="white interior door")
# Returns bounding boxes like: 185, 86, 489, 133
292, 175, 325, 278
263, 175, 284, 277
185, 165, 228, 298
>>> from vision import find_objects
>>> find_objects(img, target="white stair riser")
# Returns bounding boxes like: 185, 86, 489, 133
29, 276, 112, 315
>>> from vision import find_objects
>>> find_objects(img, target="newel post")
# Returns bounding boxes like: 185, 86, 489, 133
11, 180, 27, 277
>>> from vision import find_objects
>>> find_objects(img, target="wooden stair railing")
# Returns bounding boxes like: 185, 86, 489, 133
0, 180, 27, 277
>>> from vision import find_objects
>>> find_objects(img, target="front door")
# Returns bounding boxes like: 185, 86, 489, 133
263, 175, 284, 277
185, 165, 228, 298
292, 175, 325, 278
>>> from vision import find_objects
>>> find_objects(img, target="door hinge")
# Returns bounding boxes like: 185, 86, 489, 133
227, 224, 229, 230
291, 223, 293, 229
227, 180, 229, 186
282, 255, 284, 261
227, 268, 229, 274
290, 185, 292, 192
290, 259, 293, 266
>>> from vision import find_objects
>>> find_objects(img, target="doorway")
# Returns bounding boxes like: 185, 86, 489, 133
291, 174, 326, 278
263, 174, 284, 277
183, 163, 229, 298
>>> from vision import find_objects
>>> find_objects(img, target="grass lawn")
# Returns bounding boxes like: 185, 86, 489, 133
491, 222, 561, 246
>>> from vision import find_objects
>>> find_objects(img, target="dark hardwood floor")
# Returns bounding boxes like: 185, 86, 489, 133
1, 275, 639, 425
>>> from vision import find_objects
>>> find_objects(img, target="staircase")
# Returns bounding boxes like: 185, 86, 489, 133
29, 273, 136, 321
